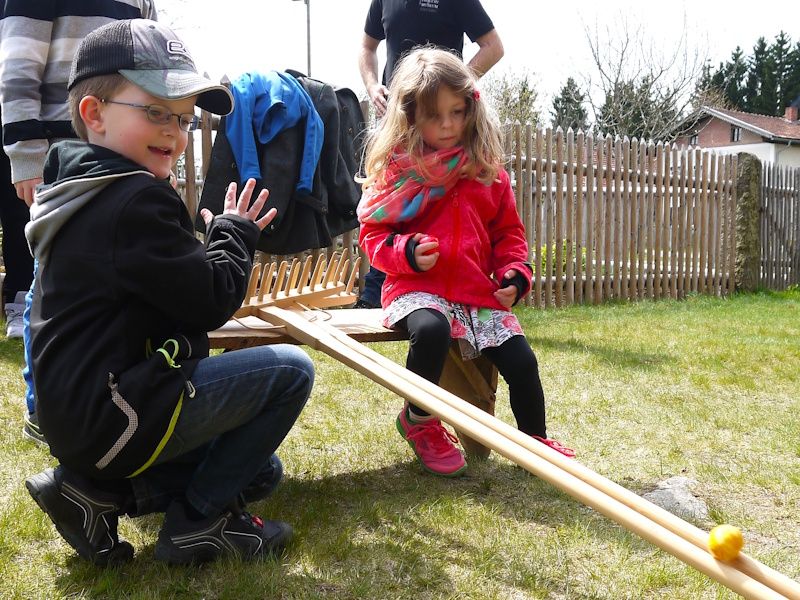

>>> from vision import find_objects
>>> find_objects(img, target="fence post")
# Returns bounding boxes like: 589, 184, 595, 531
735, 153, 760, 292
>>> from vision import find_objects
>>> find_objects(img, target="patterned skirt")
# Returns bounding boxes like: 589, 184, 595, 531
383, 291, 524, 360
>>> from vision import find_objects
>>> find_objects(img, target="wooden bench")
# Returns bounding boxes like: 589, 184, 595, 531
209, 307, 498, 457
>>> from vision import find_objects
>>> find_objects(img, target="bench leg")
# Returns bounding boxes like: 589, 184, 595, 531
437, 343, 498, 459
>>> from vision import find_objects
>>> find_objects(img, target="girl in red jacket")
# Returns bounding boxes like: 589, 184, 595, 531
358, 48, 574, 477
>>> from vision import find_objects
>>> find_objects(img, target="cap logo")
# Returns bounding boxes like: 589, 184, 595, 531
166, 39, 191, 59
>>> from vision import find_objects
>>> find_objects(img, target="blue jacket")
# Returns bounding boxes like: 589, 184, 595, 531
227, 71, 324, 195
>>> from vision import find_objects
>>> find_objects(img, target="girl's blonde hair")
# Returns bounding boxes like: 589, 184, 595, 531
361, 47, 504, 189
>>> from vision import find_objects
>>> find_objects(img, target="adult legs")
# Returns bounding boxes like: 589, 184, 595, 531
356, 265, 385, 308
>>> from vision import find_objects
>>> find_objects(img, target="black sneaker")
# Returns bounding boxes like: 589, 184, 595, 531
154, 500, 293, 565
25, 466, 134, 565
22, 409, 48, 448
352, 298, 379, 309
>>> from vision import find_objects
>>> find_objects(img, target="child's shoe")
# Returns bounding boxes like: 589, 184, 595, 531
396, 408, 467, 477
25, 466, 134, 565
531, 435, 576, 458
154, 499, 293, 565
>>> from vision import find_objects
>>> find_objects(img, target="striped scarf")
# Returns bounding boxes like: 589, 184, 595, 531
357, 146, 467, 224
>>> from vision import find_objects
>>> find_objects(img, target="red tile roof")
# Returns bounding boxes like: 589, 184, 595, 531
702, 106, 800, 141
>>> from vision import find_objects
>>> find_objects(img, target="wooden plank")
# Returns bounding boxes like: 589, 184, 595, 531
603, 134, 613, 300
692, 149, 703, 292
524, 124, 534, 306
575, 130, 585, 304
637, 139, 647, 299
681, 149, 692, 297
594, 135, 604, 303
183, 130, 197, 218
555, 128, 565, 307
565, 129, 575, 306
534, 127, 544, 308
654, 142, 664, 299
544, 127, 554, 308
714, 155, 723, 293
613, 136, 623, 300
670, 145, 680, 299
514, 123, 523, 214
698, 151, 708, 294
659, 143, 669, 297
645, 141, 655, 300
728, 155, 738, 296
585, 131, 595, 303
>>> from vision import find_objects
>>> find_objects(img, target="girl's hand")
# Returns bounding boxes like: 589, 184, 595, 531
493, 268, 518, 308
200, 178, 277, 231
414, 232, 439, 271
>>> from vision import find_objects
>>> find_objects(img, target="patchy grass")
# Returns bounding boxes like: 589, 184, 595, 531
1, 290, 798, 599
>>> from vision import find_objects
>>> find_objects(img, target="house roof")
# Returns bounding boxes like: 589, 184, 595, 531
699, 106, 800, 142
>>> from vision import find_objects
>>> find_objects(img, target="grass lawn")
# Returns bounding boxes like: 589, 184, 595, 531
0, 290, 798, 599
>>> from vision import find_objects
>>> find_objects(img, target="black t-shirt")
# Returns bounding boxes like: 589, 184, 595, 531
364, 0, 494, 85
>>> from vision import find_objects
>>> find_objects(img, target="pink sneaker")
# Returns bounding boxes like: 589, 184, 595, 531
396, 409, 467, 477
532, 435, 576, 458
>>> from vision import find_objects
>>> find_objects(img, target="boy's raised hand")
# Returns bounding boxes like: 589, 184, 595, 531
200, 178, 277, 231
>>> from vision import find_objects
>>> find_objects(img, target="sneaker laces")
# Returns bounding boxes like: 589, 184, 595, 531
5, 303, 23, 320
227, 496, 264, 529
405, 420, 461, 458
532, 435, 576, 458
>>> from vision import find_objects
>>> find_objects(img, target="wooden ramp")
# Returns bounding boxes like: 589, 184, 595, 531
210, 257, 800, 600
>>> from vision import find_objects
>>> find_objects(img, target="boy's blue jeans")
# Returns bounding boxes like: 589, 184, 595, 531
129, 344, 314, 517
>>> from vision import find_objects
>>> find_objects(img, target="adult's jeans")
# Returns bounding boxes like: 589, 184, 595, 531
359, 265, 385, 308
130, 344, 314, 517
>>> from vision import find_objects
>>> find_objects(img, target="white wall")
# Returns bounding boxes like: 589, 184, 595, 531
707, 142, 800, 167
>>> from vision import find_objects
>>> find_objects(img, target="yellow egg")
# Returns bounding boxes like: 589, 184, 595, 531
708, 524, 744, 561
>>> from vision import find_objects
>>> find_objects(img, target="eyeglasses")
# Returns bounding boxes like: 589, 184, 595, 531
100, 99, 200, 132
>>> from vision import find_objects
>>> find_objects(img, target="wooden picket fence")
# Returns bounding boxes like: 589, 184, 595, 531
760, 162, 800, 290
505, 125, 737, 307
178, 115, 742, 308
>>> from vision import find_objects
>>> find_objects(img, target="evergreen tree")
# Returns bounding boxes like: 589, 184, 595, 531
786, 42, 800, 108
748, 37, 778, 114
702, 33, 800, 115
550, 77, 588, 131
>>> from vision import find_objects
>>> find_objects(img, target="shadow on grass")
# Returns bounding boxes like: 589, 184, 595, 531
526, 334, 675, 370
47, 458, 654, 599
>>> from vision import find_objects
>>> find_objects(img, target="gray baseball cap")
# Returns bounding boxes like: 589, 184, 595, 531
68, 19, 233, 116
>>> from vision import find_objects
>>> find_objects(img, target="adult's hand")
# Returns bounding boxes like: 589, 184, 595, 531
200, 178, 276, 231
15, 177, 42, 207
368, 83, 389, 117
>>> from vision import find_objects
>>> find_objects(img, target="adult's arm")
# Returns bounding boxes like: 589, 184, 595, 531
467, 29, 504, 79
0, 6, 53, 194
359, 33, 389, 117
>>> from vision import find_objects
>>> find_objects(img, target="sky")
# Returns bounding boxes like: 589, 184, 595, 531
155, 0, 796, 116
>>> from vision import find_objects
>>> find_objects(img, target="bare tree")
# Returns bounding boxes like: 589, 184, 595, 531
583, 15, 708, 141
482, 69, 540, 126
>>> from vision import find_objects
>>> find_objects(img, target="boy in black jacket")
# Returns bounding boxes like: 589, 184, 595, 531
24, 19, 314, 566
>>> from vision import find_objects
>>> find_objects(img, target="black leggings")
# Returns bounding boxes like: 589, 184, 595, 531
396, 308, 546, 437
